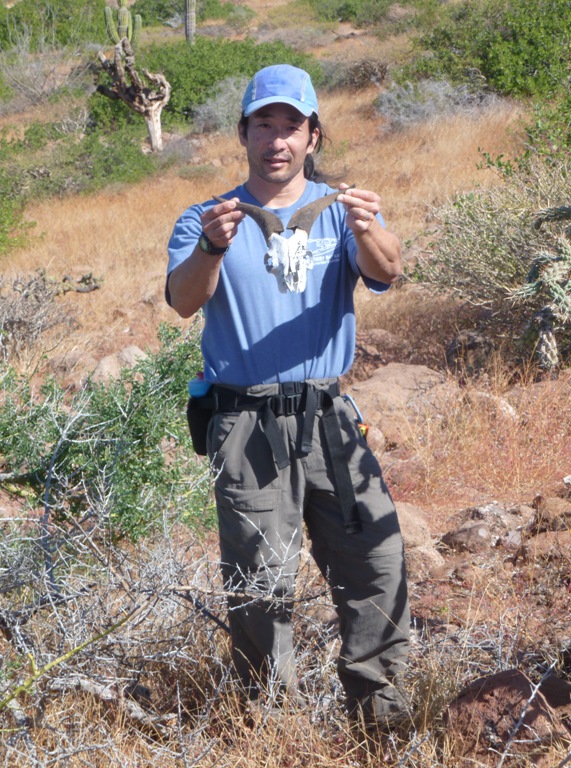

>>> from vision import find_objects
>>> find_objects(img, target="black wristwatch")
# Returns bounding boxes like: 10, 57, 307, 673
198, 232, 228, 256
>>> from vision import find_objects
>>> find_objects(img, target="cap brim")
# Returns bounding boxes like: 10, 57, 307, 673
243, 96, 316, 118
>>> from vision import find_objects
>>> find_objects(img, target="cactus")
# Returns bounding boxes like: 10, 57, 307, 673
105, 1, 142, 49
185, 0, 196, 45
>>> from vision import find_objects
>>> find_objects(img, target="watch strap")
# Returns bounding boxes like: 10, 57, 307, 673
199, 232, 228, 256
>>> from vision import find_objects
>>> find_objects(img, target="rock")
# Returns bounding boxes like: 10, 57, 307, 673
395, 501, 433, 549
91, 346, 147, 383
522, 530, 571, 563
383, 454, 426, 494
461, 388, 517, 420
405, 545, 445, 580
445, 329, 494, 378
444, 668, 570, 767
440, 522, 493, 553
440, 502, 535, 552
530, 494, 571, 533
430, 554, 476, 584
539, 674, 571, 718
365, 425, 385, 454
348, 363, 446, 446
395, 501, 445, 578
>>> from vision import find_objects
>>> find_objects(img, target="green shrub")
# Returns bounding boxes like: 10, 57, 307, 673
131, 0, 253, 26
306, 0, 394, 25
138, 37, 320, 122
0, 174, 27, 256
0, 324, 211, 539
525, 95, 571, 159
130, 0, 179, 27
411, 0, 571, 98
0, 139, 29, 256
0, 0, 107, 51
87, 83, 142, 134
65, 132, 156, 191
9, 128, 154, 200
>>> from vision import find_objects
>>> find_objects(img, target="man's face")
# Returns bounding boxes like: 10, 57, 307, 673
239, 103, 319, 187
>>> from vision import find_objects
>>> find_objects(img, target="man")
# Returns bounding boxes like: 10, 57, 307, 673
166, 64, 410, 734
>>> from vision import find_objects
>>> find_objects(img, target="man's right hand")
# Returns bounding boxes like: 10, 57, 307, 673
200, 197, 246, 251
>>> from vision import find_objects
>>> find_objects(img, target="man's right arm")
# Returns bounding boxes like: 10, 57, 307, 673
167, 246, 225, 318
167, 198, 245, 319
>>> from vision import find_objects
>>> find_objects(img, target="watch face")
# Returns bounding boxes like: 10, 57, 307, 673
199, 233, 211, 253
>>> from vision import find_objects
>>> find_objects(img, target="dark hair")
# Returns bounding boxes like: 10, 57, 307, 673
239, 111, 329, 182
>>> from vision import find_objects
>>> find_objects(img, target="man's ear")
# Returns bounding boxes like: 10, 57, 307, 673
238, 120, 248, 148
307, 126, 319, 154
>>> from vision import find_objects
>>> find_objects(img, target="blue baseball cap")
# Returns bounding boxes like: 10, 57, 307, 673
242, 64, 319, 118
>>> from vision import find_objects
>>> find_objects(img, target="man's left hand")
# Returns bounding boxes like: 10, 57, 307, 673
337, 184, 381, 234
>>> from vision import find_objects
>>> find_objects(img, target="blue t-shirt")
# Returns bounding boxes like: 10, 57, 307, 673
167, 181, 390, 385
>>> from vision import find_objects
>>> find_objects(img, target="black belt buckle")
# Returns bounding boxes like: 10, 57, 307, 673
270, 393, 300, 416
283, 393, 300, 416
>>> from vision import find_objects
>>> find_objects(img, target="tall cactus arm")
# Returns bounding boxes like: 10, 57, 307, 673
104, 6, 120, 45
104, 1, 141, 49
132, 15, 142, 48
118, 1, 131, 39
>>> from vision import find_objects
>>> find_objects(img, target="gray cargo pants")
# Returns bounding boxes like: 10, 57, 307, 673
206, 379, 410, 721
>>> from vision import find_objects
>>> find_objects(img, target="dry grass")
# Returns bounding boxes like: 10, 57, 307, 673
393, 366, 571, 514
2, 512, 568, 768
320, 90, 526, 240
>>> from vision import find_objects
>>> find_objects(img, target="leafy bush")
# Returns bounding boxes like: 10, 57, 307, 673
0, 0, 107, 51
131, 0, 254, 26
307, 0, 391, 25
411, 0, 571, 98
136, 37, 320, 122
525, 95, 571, 160
0, 121, 156, 206
0, 170, 27, 256
0, 324, 210, 539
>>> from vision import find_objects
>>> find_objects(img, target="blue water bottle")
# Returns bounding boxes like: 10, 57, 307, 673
188, 372, 211, 398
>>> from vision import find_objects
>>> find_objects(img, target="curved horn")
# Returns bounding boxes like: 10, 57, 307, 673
213, 196, 283, 243
286, 185, 355, 234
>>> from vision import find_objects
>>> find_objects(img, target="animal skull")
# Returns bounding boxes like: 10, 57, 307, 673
214, 187, 352, 293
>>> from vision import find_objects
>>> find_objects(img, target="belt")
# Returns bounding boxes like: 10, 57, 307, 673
212, 381, 335, 417
210, 380, 361, 533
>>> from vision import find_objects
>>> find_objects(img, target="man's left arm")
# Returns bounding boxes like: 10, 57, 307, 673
337, 185, 402, 284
